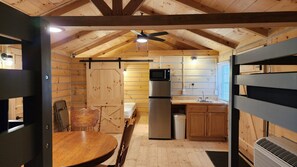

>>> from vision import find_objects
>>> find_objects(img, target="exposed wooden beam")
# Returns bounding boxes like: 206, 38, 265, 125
123, 0, 145, 15
112, 0, 123, 15
175, 0, 269, 37
102, 49, 219, 57
91, 0, 113, 16
139, 8, 212, 49
44, 12, 297, 29
44, 0, 89, 16
73, 30, 130, 55
51, 30, 92, 48
167, 33, 209, 50
91, 38, 135, 58
140, 6, 251, 48
187, 29, 239, 48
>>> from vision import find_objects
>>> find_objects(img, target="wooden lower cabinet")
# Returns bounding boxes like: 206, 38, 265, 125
187, 104, 227, 141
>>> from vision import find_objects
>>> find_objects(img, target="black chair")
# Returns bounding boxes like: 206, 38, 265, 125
53, 100, 70, 132
96, 119, 136, 167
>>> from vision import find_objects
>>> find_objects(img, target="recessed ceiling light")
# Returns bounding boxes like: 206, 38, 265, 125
49, 26, 64, 33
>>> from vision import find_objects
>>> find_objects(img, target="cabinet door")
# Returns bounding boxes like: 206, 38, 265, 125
207, 112, 227, 137
188, 112, 206, 138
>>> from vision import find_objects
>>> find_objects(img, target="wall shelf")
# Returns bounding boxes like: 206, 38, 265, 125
229, 37, 297, 167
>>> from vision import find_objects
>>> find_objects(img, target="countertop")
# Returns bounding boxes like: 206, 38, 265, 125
171, 100, 228, 105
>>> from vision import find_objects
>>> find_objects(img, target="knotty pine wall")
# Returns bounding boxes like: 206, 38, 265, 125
219, 27, 297, 162
70, 58, 87, 111
51, 53, 72, 107
150, 56, 218, 100
123, 62, 149, 123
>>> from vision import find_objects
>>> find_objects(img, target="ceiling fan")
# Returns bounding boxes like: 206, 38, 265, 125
131, 30, 168, 43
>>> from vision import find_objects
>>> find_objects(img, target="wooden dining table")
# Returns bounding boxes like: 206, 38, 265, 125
53, 131, 118, 167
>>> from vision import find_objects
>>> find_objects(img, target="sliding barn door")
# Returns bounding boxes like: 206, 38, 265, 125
87, 62, 124, 133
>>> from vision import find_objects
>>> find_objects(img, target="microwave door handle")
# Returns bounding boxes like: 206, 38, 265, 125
164, 70, 166, 79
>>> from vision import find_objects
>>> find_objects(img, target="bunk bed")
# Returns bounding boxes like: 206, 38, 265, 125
124, 102, 137, 120
0, 2, 52, 167
229, 37, 297, 166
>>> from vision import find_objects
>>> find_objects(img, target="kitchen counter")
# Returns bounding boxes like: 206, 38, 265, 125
171, 100, 227, 105
171, 99, 228, 141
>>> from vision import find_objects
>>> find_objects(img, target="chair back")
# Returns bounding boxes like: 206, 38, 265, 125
115, 119, 136, 167
53, 100, 70, 132
71, 107, 100, 131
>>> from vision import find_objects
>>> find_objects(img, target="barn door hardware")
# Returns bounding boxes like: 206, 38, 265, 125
80, 57, 153, 69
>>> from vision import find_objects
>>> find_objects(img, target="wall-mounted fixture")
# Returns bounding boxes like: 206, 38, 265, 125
1, 53, 13, 66
48, 26, 64, 33
191, 56, 197, 63
123, 68, 127, 75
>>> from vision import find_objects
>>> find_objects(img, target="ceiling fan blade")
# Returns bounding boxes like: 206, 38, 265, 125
148, 31, 168, 37
147, 36, 165, 42
131, 30, 142, 36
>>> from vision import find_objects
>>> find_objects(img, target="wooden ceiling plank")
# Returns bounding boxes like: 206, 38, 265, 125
123, 0, 145, 15
98, 42, 136, 57
245, 27, 269, 37
112, 0, 123, 15
44, 0, 90, 16
187, 29, 239, 48
44, 12, 297, 29
51, 30, 93, 48
91, 0, 113, 16
101, 49, 219, 57
73, 30, 130, 55
175, 0, 220, 13
175, 0, 269, 37
148, 50, 218, 56
167, 33, 210, 50
92, 38, 134, 57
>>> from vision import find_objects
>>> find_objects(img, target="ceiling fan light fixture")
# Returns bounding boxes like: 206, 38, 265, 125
136, 36, 148, 43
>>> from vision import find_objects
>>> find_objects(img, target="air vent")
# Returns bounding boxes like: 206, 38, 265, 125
255, 137, 297, 167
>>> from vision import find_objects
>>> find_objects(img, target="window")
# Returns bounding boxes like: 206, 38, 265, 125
218, 61, 230, 101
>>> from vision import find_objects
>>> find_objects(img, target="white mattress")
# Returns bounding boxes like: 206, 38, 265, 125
124, 102, 136, 118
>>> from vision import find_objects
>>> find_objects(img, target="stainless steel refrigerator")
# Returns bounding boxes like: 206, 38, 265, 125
149, 81, 171, 139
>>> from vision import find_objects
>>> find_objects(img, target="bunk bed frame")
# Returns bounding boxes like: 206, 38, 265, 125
0, 2, 52, 167
229, 37, 297, 166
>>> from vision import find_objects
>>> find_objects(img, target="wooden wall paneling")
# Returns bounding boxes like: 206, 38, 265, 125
51, 53, 72, 130
71, 58, 87, 111
123, 62, 149, 120
150, 55, 218, 100
87, 62, 124, 133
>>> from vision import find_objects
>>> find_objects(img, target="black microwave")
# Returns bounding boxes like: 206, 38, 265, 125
149, 69, 170, 81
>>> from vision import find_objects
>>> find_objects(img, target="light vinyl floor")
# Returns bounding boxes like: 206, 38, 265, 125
104, 118, 228, 167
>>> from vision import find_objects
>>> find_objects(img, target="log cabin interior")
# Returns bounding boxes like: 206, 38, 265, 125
0, 0, 297, 166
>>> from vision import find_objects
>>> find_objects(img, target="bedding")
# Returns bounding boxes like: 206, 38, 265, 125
124, 102, 136, 119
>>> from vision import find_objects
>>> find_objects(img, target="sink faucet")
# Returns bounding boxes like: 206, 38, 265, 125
202, 91, 205, 101
198, 91, 209, 102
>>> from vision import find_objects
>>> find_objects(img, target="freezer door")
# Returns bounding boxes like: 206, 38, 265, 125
149, 98, 171, 139
149, 81, 171, 97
